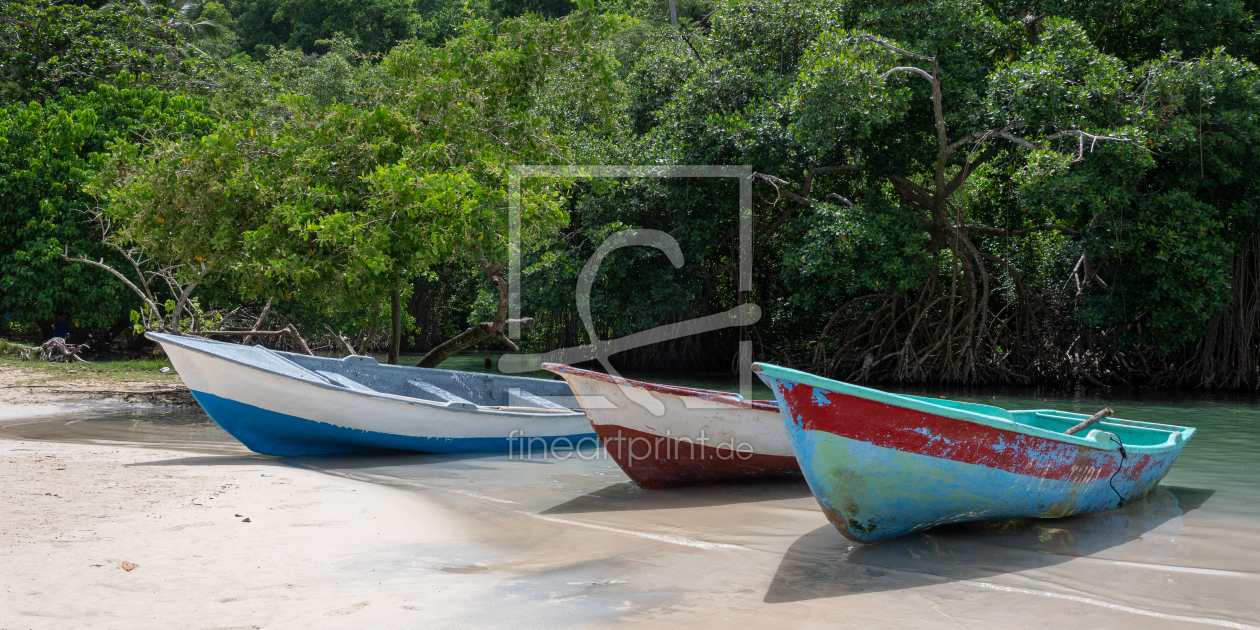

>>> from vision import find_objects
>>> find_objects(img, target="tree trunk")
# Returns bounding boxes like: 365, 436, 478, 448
324, 324, 357, 357
416, 322, 495, 368
415, 318, 533, 368
242, 298, 272, 346
284, 324, 315, 356
388, 288, 402, 365
414, 255, 530, 368
358, 299, 380, 355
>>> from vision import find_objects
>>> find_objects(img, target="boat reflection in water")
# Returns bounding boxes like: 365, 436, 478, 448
764, 485, 1213, 603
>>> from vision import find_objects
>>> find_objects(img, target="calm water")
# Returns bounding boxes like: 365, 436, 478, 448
2, 353, 1257, 627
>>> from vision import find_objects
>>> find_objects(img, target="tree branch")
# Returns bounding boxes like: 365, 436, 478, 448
755, 168, 862, 208
857, 34, 936, 61
886, 175, 936, 217
996, 130, 1040, 151
963, 224, 1080, 237
1044, 129, 1136, 160
825, 193, 855, 208
64, 251, 166, 329
881, 66, 934, 82
242, 298, 272, 345
945, 121, 1025, 157
752, 172, 814, 207
801, 164, 860, 199
941, 154, 992, 199
324, 324, 357, 357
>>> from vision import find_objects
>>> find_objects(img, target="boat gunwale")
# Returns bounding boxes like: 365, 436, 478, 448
752, 362, 1195, 455
543, 363, 779, 411
148, 332, 583, 418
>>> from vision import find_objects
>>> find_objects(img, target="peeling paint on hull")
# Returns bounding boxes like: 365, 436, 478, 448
754, 363, 1195, 543
545, 364, 801, 488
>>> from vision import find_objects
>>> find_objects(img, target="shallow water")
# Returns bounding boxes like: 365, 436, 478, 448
2, 361, 1258, 628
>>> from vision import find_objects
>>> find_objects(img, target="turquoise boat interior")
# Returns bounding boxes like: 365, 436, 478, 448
899, 394, 1193, 447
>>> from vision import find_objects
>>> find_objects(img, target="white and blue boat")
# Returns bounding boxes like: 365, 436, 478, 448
148, 332, 594, 457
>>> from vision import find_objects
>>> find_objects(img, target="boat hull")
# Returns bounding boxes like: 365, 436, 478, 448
156, 336, 593, 457
545, 364, 800, 488
757, 366, 1191, 543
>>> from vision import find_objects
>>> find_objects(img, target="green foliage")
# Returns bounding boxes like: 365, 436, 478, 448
790, 31, 910, 153
562, 0, 1260, 360
0, 0, 208, 103
230, 0, 433, 54
6, 0, 1260, 375
0, 74, 214, 329
1075, 51, 1260, 350
986, 0, 1260, 66
781, 186, 930, 305
1081, 191, 1232, 349
98, 7, 622, 316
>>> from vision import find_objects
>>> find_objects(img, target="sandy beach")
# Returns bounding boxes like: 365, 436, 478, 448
1, 440, 477, 628
2, 391, 1258, 630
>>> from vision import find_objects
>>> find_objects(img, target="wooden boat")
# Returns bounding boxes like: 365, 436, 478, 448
544, 363, 801, 488
753, 362, 1195, 543
149, 332, 593, 457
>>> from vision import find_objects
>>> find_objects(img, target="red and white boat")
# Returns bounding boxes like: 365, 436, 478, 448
543, 363, 801, 488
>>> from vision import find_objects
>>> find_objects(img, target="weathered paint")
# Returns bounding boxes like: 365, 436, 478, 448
149, 333, 594, 457
545, 363, 800, 488
754, 362, 1195, 543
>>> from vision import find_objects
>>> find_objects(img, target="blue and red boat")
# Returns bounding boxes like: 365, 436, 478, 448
754, 363, 1195, 543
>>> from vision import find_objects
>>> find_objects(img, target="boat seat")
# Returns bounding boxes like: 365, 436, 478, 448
317, 371, 376, 392
407, 379, 478, 409
255, 347, 334, 385
508, 388, 571, 411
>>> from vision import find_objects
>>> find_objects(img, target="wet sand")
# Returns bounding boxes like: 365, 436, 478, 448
2, 400, 1258, 629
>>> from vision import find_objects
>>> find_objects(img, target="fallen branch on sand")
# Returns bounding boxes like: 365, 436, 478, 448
21, 339, 90, 363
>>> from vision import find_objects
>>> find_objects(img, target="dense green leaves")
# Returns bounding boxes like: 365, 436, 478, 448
98, 8, 620, 316
0, 75, 214, 328
0, 0, 208, 103
790, 31, 909, 153
782, 186, 929, 304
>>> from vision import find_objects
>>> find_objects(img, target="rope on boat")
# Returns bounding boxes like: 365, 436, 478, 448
1103, 431, 1128, 507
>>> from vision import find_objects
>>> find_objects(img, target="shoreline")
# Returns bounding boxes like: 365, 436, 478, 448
0, 363, 193, 407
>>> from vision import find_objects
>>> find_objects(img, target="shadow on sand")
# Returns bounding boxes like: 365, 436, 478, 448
127, 449, 510, 470
542, 478, 814, 514
763, 485, 1214, 603
127, 454, 282, 467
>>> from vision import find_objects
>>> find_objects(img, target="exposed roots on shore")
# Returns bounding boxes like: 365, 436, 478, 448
21, 339, 90, 363
808, 231, 1042, 385
804, 236, 1260, 390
